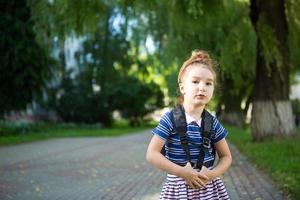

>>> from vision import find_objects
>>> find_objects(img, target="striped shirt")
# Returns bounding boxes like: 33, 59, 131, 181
152, 110, 228, 167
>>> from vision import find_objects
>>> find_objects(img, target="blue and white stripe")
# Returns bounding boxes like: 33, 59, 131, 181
152, 110, 230, 199
152, 110, 228, 167
160, 174, 230, 200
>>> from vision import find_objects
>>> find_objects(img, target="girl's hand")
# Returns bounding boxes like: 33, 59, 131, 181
178, 162, 209, 189
198, 166, 214, 185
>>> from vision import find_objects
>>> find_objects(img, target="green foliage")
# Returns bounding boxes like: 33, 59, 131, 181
27, 0, 108, 41
218, 1, 256, 112
0, 0, 51, 116
291, 99, 300, 115
27, 0, 165, 126
55, 74, 112, 126
256, 18, 283, 76
7, 0, 298, 126
142, 0, 256, 110
0, 120, 103, 136
109, 76, 164, 126
286, 0, 300, 73
0, 121, 39, 136
227, 125, 300, 200
166, 68, 180, 105
0, 122, 147, 146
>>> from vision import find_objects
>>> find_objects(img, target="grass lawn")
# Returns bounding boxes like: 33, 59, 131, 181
226, 126, 300, 200
0, 123, 149, 146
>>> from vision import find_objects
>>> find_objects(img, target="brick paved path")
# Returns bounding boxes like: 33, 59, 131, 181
0, 130, 287, 200
223, 144, 287, 200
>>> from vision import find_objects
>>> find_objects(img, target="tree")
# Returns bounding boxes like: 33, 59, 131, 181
250, 0, 296, 141
109, 76, 164, 126
0, 0, 51, 117
26, 0, 165, 125
136, 0, 256, 126
55, 70, 112, 126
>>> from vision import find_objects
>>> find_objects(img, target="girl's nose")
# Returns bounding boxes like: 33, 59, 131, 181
198, 82, 206, 91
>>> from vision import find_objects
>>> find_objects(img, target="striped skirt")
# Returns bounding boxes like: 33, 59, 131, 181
160, 174, 230, 200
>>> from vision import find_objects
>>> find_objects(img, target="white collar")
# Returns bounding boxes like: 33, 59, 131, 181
185, 112, 202, 127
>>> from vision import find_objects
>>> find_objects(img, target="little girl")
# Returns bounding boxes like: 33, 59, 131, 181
146, 50, 232, 200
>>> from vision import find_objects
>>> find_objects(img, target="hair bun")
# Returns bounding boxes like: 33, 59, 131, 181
178, 49, 217, 84
190, 50, 211, 65
191, 50, 210, 60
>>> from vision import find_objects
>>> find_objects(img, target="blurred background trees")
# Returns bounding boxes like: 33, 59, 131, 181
0, 0, 52, 117
1, 0, 299, 139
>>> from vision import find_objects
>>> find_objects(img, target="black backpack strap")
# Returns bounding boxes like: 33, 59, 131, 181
196, 109, 214, 170
171, 105, 192, 163
161, 107, 214, 169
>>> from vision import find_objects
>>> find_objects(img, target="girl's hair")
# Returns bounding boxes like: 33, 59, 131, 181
177, 49, 218, 104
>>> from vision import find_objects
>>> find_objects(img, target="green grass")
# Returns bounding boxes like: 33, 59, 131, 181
226, 126, 300, 200
0, 122, 149, 146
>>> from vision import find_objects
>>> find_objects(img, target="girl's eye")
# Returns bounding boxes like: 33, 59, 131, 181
192, 80, 199, 84
206, 82, 213, 86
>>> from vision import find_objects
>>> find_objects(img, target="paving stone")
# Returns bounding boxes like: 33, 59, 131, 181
0, 130, 288, 200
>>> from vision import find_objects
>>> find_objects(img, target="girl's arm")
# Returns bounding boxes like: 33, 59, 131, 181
146, 135, 208, 188
200, 138, 232, 181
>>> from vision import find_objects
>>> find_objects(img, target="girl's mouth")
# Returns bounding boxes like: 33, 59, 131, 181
196, 94, 206, 98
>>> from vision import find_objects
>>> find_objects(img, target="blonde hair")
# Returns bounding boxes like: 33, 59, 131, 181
177, 50, 218, 104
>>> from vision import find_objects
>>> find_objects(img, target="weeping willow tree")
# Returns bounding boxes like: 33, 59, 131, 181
27, 0, 109, 84
134, 0, 256, 126
136, 0, 299, 136
249, 0, 297, 140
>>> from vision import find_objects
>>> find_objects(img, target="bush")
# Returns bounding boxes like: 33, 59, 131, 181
0, 121, 42, 136
0, 121, 104, 137
56, 90, 112, 126
109, 77, 164, 126
291, 99, 300, 126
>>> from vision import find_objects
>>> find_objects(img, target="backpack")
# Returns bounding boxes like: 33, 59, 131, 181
161, 105, 215, 170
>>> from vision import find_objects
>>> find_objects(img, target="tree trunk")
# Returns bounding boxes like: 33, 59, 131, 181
59, 40, 67, 80
100, 9, 111, 87
250, 0, 295, 141
252, 101, 294, 141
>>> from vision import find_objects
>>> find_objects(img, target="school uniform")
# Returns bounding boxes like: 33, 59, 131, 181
152, 111, 230, 200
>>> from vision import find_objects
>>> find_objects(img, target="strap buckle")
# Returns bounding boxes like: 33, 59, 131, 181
191, 162, 198, 169
192, 162, 202, 171
202, 137, 211, 148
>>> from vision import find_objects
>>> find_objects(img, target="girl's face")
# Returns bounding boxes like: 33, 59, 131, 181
179, 64, 214, 107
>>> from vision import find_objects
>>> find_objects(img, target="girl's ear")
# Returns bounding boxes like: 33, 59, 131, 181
179, 83, 185, 95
